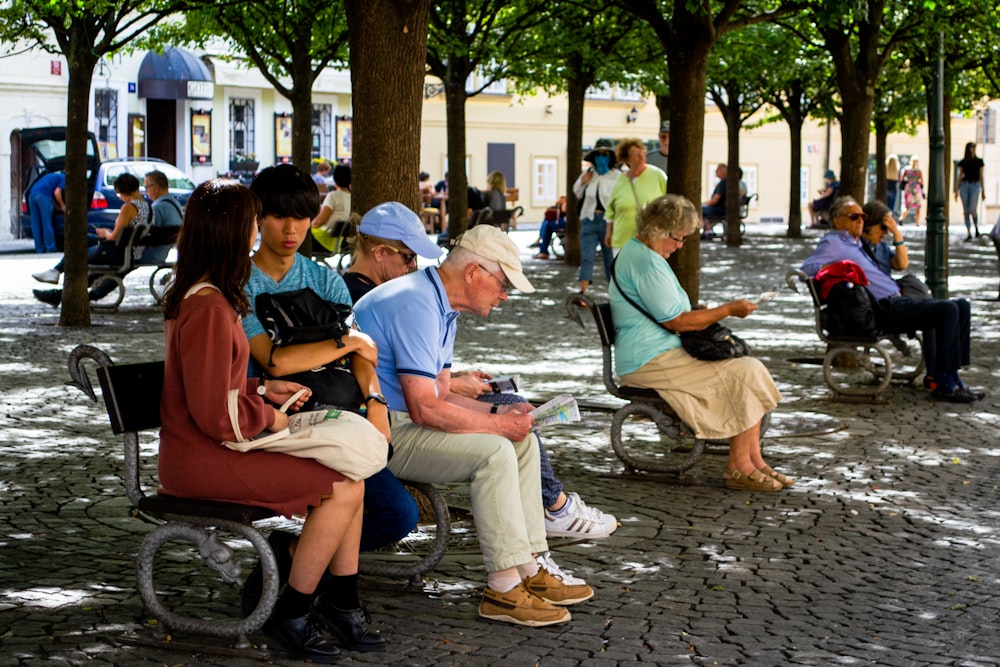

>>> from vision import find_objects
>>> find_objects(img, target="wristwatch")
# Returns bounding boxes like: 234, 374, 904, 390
257, 381, 267, 396
365, 393, 388, 407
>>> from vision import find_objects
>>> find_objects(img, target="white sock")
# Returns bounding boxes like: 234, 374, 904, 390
487, 568, 522, 593
516, 559, 540, 579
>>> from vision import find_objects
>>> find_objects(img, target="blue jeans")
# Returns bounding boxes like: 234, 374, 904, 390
958, 181, 981, 234
477, 393, 562, 508
578, 215, 611, 284
878, 296, 970, 378
537, 218, 566, 254
29, 194, 58, 253
360, 467, 420, 552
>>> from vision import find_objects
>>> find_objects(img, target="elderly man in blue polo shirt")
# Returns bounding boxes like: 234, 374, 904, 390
802, 196, 981, 403
354, 225, 593, 628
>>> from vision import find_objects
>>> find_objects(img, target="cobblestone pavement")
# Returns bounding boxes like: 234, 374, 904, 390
1, 224, 999, 666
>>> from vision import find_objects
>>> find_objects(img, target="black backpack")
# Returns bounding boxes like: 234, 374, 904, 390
821, 281, 880, 338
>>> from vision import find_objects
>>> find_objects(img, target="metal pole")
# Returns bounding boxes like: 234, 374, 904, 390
925, 31, 948, 297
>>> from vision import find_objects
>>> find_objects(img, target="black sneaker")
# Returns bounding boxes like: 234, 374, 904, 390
930, 386, 979, 403
264, 611, 341, 663
313, 597, 387, 652
33, 289, 61, 307
241, 530, 296, 617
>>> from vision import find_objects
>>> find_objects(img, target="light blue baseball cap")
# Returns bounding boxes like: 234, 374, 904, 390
358, 201, 442, 259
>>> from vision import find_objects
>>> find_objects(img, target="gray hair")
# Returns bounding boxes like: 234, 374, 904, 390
829, 196, 859, 221
636, 195, 700, 242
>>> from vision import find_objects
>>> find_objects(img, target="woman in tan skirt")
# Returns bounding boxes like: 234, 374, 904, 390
609, 194, 791, 492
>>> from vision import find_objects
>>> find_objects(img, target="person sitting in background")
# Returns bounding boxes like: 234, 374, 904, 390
860, 200, 908, 276
33, 172, 150, 307
485, 171, 507, 213
530, 196, 566, 260
611, 194, 789, 492
312, 160, 331, 194
808, 169, 839, 227
345, 202, 617, 542
802, 196, 981, 403
310, 164, 352, 253
158, 178, 379, 662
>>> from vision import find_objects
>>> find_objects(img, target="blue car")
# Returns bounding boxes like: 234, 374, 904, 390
17, 127, 194, 250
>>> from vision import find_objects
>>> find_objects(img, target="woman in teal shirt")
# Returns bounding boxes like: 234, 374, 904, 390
610, 195, 789, 492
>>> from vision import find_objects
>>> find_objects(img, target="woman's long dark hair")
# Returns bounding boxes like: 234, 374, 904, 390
162, 179, 261, 320
964, 142, 977, 160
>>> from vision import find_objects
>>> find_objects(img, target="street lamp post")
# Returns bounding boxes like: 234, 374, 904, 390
925, 31, 948, 297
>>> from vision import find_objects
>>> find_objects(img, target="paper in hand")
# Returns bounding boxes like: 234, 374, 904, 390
529, 394, 581, 427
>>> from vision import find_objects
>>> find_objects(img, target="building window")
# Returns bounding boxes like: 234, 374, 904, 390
94, 88, 118, 160
800, 167, 810, 204
229, 97, 256, 163
585, 83, 612, 100
312, 104, 333, 161
532, 157, 558, 206
742, 165, 758, 200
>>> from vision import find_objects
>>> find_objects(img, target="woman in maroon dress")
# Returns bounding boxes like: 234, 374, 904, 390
159, 179, 382, 662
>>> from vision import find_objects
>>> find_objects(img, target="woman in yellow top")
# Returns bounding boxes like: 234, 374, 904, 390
603, 138, 667, 252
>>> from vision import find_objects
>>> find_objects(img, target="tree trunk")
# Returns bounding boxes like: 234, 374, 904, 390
838, 93, 875, 202
723, 85, 742, 247
786, 110, 804, 238
563, 74, 588, 266
289, 63, 316, 255
61, 30, 98, 326
665, 9, 712, 303
346, 0, 430, 215
444, 60, 471, 241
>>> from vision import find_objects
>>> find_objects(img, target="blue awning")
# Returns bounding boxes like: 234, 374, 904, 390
137, 48, 214, 100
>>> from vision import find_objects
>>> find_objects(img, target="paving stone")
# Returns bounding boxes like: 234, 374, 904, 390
3, 229, 1000, 665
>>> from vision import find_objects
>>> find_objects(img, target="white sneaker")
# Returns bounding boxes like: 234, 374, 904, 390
535, 552, 587, 586
544, 492, 618, 539
32, 268, 61, 284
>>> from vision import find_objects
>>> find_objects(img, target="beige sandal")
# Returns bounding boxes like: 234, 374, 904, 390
723, 468, 781, 492
760, 465, 795, 488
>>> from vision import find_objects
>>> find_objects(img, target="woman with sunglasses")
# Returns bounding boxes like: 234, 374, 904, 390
341, 201, 444, 301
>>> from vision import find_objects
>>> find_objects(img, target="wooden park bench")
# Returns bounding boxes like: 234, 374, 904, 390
67, 344, 449, 649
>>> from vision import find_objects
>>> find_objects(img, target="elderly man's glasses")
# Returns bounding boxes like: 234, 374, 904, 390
383, 244, 417, 265
477, 264, 510, 292
843, 212, 868, 222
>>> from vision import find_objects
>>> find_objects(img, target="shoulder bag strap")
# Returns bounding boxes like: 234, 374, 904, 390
610, 254, 664, 329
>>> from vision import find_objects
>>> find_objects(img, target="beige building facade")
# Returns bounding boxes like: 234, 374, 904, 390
3, 42, 997, 241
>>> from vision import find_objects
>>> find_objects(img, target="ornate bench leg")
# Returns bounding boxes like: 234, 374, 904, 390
360, 482, 450, 585
149, 264, 174, 305
611, 401, 706, 475
136, 518, 278, 646
822, 344, 892, 402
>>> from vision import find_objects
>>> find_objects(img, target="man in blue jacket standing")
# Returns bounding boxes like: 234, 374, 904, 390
28, 171, 65, 253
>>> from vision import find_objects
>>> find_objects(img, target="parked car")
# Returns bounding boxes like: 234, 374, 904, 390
17, 127, 194, 249
14, 126, 101, 248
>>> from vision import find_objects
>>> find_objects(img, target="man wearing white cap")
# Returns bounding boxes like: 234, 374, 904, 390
354, 225, 594, 627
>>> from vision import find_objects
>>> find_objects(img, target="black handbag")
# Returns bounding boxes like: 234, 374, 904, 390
610, 256, 751, 361
254, 288, 364, 413
678, 323, 751, 361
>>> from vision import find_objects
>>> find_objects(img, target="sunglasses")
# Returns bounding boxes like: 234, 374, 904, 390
843, 212, 868, 222
383, 244, 417, 265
